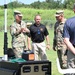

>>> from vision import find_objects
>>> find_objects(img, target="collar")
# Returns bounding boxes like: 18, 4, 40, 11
34, 23, 41, 27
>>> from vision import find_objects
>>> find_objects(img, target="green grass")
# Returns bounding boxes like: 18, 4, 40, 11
47, 28, 62, 75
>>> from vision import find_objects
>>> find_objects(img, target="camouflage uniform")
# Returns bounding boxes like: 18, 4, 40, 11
10, 21, 27, 58
53, 19, 67, 69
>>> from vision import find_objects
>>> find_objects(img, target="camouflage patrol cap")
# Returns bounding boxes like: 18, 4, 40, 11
55, 10, 64, 16
14, 10, 23, 16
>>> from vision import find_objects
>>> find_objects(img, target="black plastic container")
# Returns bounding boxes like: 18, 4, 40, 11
22, 50, 34, 61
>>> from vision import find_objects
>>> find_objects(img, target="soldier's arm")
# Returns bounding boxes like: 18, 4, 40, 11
10, 25, 21, 36
53, 23, 57, 51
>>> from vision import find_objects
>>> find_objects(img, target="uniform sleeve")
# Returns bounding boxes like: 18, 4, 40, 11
10, 24, 21, 36
53, 23, 57, 47
54, 23, 57, 40
10, 25, 16, 36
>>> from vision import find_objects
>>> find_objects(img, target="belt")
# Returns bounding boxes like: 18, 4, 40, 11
33, 40, 43, 43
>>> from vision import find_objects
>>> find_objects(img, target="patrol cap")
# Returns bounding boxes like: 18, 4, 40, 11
55, 10, 64, 16
14, 10, 23, 16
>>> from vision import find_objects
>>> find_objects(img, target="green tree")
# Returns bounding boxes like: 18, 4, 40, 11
30, 1, 41, 9
7, 1, 25, 8
63, 0, 75, 9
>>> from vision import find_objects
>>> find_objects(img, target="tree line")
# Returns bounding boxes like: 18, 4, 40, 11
0, 0, 75, 9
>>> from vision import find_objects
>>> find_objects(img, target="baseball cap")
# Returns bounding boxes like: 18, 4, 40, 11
14, 10, 23, 16
55, 10, 64, 16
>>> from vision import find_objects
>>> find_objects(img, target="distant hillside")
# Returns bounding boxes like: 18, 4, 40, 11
0, 7, 74, 27
0, 0, 74, 9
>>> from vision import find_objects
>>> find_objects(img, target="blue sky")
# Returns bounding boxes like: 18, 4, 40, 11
0, 0, 45, 5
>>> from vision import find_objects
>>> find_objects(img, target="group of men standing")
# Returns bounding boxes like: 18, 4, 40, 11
10, 10, 50, 60
10, 3, 75, 75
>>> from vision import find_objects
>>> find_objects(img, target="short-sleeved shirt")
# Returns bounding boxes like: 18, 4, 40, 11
28, 23, 49, 43
63, 16, 75, 45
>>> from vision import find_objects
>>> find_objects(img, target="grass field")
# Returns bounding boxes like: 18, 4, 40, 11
0, 8, 75, 27
0, 28, 63, 75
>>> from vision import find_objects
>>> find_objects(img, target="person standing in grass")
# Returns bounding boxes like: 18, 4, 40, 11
27, 14, 50, 60
10, 10, 30, 58
53, 10, 67, 71
63, 3, 75, 75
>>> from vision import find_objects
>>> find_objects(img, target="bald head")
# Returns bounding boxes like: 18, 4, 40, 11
34, 15, 41, 25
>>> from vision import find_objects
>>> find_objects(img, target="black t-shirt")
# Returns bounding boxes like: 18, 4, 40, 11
28, 23, 49, 43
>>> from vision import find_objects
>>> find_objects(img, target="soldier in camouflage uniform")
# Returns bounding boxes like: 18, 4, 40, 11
53, 10, 67, 70
10, 10, 30, 58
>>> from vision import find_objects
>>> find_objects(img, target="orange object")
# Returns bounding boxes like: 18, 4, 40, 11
29, 54, 34, 60
22, 50, 34, 61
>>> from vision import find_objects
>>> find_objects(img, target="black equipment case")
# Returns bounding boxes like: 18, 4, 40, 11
22, 50, 34, 61
0, 60, 51, 75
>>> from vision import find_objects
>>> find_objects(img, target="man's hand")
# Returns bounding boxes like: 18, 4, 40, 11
46, 44, 50, 50
21, 28, 30, 33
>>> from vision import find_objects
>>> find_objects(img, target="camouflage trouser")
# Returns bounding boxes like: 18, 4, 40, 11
66, 50, 75, 75
57, 50, 67, 69
13, 46, 25, 58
